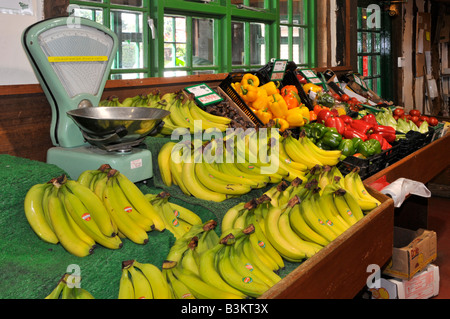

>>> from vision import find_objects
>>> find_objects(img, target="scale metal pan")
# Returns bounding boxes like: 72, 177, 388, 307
67, 106, 170, 145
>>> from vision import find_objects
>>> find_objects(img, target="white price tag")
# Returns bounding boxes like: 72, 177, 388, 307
130, 158, 143, 169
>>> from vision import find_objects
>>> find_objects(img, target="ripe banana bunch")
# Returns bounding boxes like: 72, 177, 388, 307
24, 173, 123, 257
144, 192, 203, 239
152, 91, 231, 136
45, 274, 94, 299
118, 259, 172, 299
98, 95, 123, 107
343, 169, 381, 212
283, 133, 342, 170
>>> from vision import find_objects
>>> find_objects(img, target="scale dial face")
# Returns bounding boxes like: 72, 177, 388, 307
37, 25, 114, 98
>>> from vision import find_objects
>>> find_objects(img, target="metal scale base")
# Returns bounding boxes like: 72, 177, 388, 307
47, 145, 153, 183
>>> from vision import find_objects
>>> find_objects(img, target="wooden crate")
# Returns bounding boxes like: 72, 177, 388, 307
260, 188, 394, 299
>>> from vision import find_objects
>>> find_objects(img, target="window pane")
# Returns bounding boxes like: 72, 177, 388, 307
293, 26, 306, 65
280, 25, 289, 60
192, 18, 214, 66
111, 73, 146, 80
164, 70, 188, 77
110, 10, 144, 69
71, 6, 103, 24
280, 0, 288, 24
164, 16, 187, 68
110, 0, 143, 7
231, 21, 244, 66
293, 0, 305, 25
249, 0, 265, 9
250, 22, 265, 65
164, 43, 176, 67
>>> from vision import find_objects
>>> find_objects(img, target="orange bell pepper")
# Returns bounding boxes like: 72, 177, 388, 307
309, 110, 317, 121
283, 94, 299, 110
281, 85, 298, 97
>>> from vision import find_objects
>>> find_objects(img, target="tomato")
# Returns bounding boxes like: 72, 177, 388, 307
332, 93, 341, 101
393, 108, 405, 117
409, 109, 421, 117
341, 94, 350, 102
405, 114, 412, 121
411, 115, 419, 123
419, 115, 429, 122
428, 117, 439, 126
416, 120, 423, 128
350, 97, 359, 104
393, 114, 399, 121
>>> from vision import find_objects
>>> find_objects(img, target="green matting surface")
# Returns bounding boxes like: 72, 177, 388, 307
0, 136, 304, 299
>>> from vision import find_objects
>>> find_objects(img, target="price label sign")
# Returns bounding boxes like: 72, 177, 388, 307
184, 83, 223, 107
269, 59, 288, 81
298, 69, 326, 90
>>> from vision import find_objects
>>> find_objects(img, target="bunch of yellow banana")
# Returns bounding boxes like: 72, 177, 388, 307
45, 274, 95, 299
282, 133, 342, 169
118, 259, 172, 299
24, 173, 122, 257
343, 168, 382, 212
98, 95, 123, 107
144, 192, 203, 239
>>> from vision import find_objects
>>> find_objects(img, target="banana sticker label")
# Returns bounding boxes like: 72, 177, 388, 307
318, 219, 325, 225
82, 213, 91, 221
208, 174, 215, 179
182, 293, 193, 299
284, 158, 292, 164
346, 209, 353, 217
326, 220, 334, 226
173, 210, 180, 218
172, 218, 180, 227
258, 240, 266, 248
124, 206, 133, 213
245, 263, 254, 271
248, 165, 255, 170
242, 277, 253, 284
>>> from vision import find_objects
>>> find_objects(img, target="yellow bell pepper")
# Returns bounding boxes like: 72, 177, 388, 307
268, 93, 289, 119
241, 73, 260, 87
303, 83, 323, 94
231, 82, 241, 93
240, 84, 259, 104
260, 81, 278, 96
274, 118, 290, 132
254, 108, 272, 125
285, 107, 306, 128
298, 105, 310, 123
252, 88, 269, 110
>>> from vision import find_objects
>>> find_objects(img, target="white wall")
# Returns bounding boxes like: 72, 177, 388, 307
0, 0, 44, 85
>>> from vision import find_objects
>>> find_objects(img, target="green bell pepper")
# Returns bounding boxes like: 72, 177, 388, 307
320, 130, 343, 149
315, 139, 332, 150
311, 123, 328, 140
351, 137, 363, 152
357, 139, 382, 158
338, 139, 355, 157
300, 124, 313, 140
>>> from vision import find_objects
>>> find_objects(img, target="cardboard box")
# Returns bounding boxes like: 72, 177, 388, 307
371, 264, 440, 299
382, 227, 437, 280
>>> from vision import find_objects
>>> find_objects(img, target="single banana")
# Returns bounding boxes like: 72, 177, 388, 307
169, 148, 191, 195
168, 202, 202, 226
133, 260, 172, 299
65, 179, 116, 238
188, 101, 231, 126
188, 103, 229, 131
24, 183, 59, 244
333, 189, 359, 226
127, 265, 153, 299
47, 188, 95, 257
221, 202, 246, 234
103, 179, 149, 245
217, 161, 269, 188
118, 268, 134, 299
115, 172, 166, 231
247, 231, 280, 272
204, 161, 260, 188
158, 142, 176, 187
315, 189, 350, 233
349, 171, 381, 210
310, 192, 344, 238
163, 268, 196, 299
45, 275, 67, 299
77, 169, 100, 188
299, 136, 342, 166
180, 247, 201, 277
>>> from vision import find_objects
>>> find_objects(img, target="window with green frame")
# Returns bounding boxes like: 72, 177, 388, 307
68, 0, 316, 79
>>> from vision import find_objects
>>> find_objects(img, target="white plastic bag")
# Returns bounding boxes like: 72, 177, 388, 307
380, 178, 431, 208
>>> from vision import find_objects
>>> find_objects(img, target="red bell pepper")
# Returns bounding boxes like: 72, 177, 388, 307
324, 116, 345, 135
372, 125, 396, 143
343, 126, 367, 141
368, 133, 392, 151
350, 119, 373, 134
362, 114, 378, 127
339, 114, 353, 125
316, 109, 333, 124
381, 138, 392, 151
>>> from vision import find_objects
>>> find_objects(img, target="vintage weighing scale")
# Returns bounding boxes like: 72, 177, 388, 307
22, 17, 168, 182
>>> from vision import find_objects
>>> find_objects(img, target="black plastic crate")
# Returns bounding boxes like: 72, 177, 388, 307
396, 127, 435, 160
337, 142, 401, 179
218, 72, 265, 127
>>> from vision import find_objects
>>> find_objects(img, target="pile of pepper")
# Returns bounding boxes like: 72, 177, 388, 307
302, 109, 397, 159
231, 73, 310, 131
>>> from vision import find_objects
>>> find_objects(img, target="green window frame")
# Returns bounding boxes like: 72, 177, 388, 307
69, 0, 317, 79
